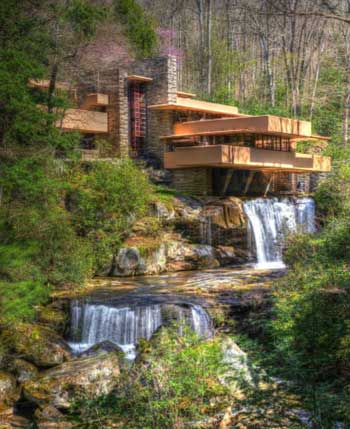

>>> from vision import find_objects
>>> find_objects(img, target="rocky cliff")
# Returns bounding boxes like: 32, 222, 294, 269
110, 196, 250, 277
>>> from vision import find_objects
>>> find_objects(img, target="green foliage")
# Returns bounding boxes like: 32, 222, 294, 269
0, 0, 155, 323
0, 280, 51, 323
269, 168, 350, 425
69, 328, 230, 428
114, 0, 157, 58
271, 265, 350, 426
0, 243, 49, 323
67, 160, 152, 271
315, 163, 350, 218
64, 0, 106, 39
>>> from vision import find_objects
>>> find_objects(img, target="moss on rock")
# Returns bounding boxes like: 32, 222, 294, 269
36, 305, 68, 333
0, 371, 19, 409
23, 353, 121, 409
1, 323, 71, 368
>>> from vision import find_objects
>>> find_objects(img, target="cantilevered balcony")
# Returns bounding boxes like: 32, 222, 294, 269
57, 108, 108, 134
164, 115, 328, 142
164, 145, 331, 173
80, 93, 109, 110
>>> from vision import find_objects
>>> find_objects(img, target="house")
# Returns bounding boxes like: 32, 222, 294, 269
30, 55, 331, 196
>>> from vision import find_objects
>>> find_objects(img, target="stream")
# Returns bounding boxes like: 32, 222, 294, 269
67, 266, 284, 359
66, 197, 316, 360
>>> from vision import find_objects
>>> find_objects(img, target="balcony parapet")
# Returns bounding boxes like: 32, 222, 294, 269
56, 108, 108, 134
164, 145, 331, 173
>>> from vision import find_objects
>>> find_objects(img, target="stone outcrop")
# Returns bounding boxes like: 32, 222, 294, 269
23, 353, 120, 409
175, 196, 247, 248
219, 337, 254, 391
112, 237, 221, 276
2, 324, 71, 368
0, 371, 19, 410
10, 358, 38, 383
35, 404, 73, 429
110, 196, 249, 277
80, 341, 124, 357
36, 305, 68, 333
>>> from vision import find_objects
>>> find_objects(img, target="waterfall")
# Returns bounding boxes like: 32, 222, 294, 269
68, 301, 213, 360
190, 304, 213, 337
200, 216, 212, 245
243, 197, 316, 269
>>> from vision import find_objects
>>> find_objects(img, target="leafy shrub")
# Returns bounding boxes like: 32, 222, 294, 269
67, 159, 153, 272
314, 163, 350, 218
114, 0, 157, 58
69, 328, 231, 428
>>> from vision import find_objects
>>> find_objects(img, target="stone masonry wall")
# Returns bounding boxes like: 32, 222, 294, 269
115, 69, 129, 157
130, 56, 177, 162
171, 168, 213, 196
82, 68, 129, 157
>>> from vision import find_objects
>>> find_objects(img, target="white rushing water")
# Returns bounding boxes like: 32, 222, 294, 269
243, 197, 316, 269
68, 301, 213, 360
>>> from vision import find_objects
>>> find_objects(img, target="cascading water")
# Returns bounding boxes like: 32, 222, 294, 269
243, 197, 316, 269
68, 301, 213, 360
200, 216, 212, 245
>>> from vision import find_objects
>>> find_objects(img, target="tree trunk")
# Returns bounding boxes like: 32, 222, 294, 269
47, 63, 58, 115
343, 82, 350, 146
207, 0, 212, 95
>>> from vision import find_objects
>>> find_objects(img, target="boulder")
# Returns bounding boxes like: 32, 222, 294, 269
113, 243, 167, 276
80, 341, 124, 357
11, 358, 38, 383
36, 306, 67, 333
2, 324, 71, 368
193, 245, 220, 269
0, 345, 9, 369
0, 409, 30, 429
0, 371, 19, 409
173, 196, 203, 221
150, 201, 175, 221
173, 196, 249, 250
23, 353, 120, 409
165, 239, 199, 272
35, 405, 73, 429
215, 245, 249, 266
219, 337, 254, 392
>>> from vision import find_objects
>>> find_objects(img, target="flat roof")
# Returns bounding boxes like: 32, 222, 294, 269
176, 91, 197, 98
127, 75, 153, 82
164, 145, 331, 173
161, 115, 330, 141
161, 130, 330, 142
149, 96, 242, 116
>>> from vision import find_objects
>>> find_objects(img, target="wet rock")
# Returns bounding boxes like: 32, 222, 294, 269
150, 201, 175, 221
113, 243, 167, 276
36, 306, 67, 333
80, 341, 124, 357
11, 359, 38, 383
2, 324, 71, 368
215, 245, 249, 266
173, 196, 248, 249
193, 245, 220, 269
173, 195, 203, 221
23, 353, 120, 409
0, 371, 19, 409
165, 240, 198, 271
